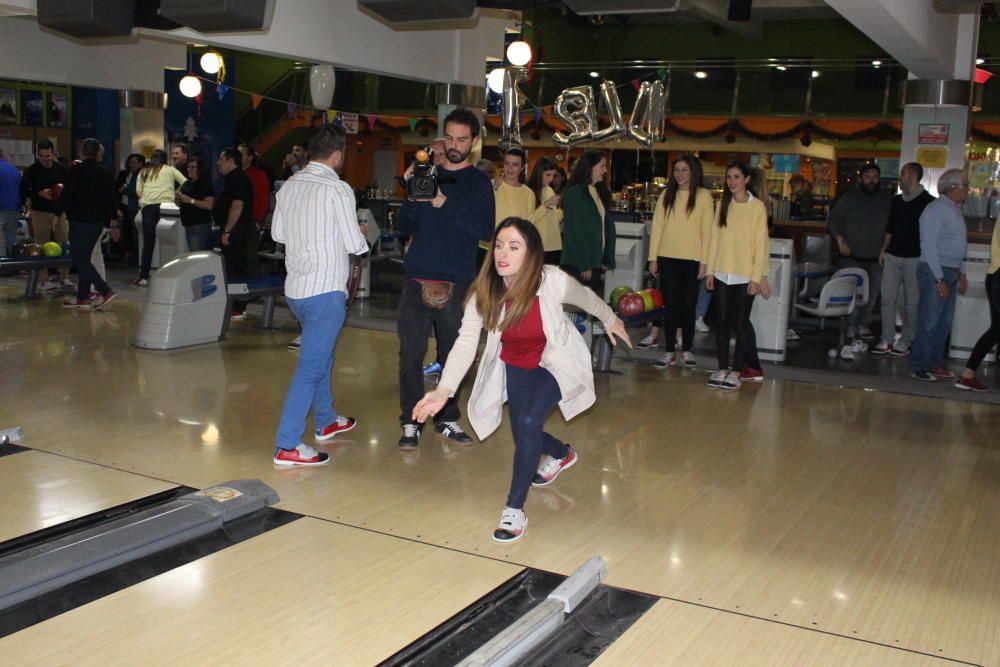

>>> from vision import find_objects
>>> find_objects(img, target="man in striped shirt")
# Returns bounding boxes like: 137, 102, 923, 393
270, 125, 369, 466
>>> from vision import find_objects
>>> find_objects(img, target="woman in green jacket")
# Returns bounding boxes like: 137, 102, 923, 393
560, 150, 611, 292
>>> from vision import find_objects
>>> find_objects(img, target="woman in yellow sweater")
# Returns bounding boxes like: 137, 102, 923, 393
705, 161, 769, 391
645, 154, 714, 369
528, 156, 563, 265
134, 149, 186, 285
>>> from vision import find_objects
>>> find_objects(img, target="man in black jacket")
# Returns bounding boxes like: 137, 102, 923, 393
19, 139, 69, 289
61, 138, 117, 311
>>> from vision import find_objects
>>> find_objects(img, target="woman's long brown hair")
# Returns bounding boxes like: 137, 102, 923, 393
468, 217, 545, 332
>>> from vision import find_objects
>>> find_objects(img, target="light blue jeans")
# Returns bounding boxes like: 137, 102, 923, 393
275, 290, 347, 450
0, 210, 18, 256
695, 278, 711, 319
910, 263, 959, 373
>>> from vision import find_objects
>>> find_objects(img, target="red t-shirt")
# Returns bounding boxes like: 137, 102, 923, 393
245, 166, 270, 224
500, 297, 546, 369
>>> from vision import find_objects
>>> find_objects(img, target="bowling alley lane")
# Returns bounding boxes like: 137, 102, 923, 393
0, 517, 522, 666
0, 449, 176, 543
593, 599, 959, 667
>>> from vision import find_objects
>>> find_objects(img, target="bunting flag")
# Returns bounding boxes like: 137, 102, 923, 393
251, 94, 263, 110
217, 84, 229, 100
407, 118, 418, 132
657, 67, 667, 80
341, 112, 359, 134
631, 79, 642, 91
287, 102, 297, 118
367, 115, 377, 130
327, 110, 338, 124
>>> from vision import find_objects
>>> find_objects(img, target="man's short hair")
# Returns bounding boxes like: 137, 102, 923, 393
80, 138, 101, 159
861, 163, 881, 177
220, 147, 242, 165
902, 161, 923, 181
308, 125, 346, 160
443, 108, 480, 138
173, 143, 190, 158
37, 139, 54, 152
504, 147, 526, 164
937, 168, 966, 193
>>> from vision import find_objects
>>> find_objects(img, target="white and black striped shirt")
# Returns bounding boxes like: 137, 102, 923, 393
271, 162, 368, 300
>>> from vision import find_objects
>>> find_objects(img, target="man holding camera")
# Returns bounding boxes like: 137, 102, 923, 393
396, 108, 494, 450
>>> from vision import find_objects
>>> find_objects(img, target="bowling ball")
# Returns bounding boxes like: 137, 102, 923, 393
61, 241, 72, 256
638, 290, 655, 311
43, 241, 62, 257
24, 242, 42, 257
50, 183, 63, 201
617, 293, 645, 318
643, 287, 664, 309
10, 242, 26, 257
610, 285, 633, 310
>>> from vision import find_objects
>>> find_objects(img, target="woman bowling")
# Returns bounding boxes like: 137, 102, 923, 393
704, 161, 769, 391
412, 217, 631, 543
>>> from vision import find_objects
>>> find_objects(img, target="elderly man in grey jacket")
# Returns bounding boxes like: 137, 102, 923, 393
828, 163, 893, 340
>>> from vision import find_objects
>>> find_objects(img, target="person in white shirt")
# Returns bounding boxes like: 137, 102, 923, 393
270, 126, 369, 466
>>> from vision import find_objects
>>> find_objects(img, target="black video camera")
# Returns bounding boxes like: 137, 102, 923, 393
405, 147, 437, 200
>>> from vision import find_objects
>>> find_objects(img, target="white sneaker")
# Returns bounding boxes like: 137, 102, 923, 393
636, 332, 658, 349
889, 341, 909, 357
706, 370, 727, 388
858, 325, 875, 341
871, 340, 892, 355
786, 328, 800, 341
492, 507, 527, 543
61, 278, 75, 289
852, 339, 868, 354
839, 344, 855, 360
681, 351, 696, 368
676, 333, 683, 349
653, 353, 676, 369
532, 445, 577, 486
694, 317, 709, 333
719, 371, 742, 391
42, 279, 60, 291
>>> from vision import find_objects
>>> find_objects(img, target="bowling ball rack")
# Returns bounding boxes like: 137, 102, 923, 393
593, 306, 666, 373
0, 255, 74, 299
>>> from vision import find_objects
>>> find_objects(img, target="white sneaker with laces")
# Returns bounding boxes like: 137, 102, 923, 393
42, 280, 60, 292
492, 507, 527, 543
720, 371, 742, 391
694, 317, 709, 333
636, 332, 657, 349
653, 353, 676, 369
852, 339, 868, 354
681, 351, 696, 368
889, 341, 909, 356
706, 370, 727, 388
532, 446, 577, 486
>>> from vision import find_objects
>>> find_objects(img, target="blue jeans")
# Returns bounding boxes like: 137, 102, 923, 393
0, 210, 18, 256
911, 263, 959, 372
505, 364, 567, 510
696, 278, 711, 319
275, 290, 347, 450
185, 223, 212, 252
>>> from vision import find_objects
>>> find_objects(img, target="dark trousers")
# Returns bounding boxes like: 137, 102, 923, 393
505, 364, 567, 510
561, 265, 602, 294
714, 279, 760, 371
222, 225, 259, 314
138, 204, 160, 280
967, 271, 1000, 372
185, 223, 212, 252
398, 278, 469, 425
69, 222, 111, 301
544, 250, 562, 266
658, 257, 700, 352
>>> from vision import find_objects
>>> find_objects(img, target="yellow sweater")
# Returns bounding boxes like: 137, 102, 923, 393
648, 189, 714, 263
137, 166, 186, 206
495, 181, 537, 226
990, 221, 1000, 274
706, 196, 770, 284
530, 185, 563, 251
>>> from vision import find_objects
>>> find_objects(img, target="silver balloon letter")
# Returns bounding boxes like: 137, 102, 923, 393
591, 80, 626, 143
627, 81, 653, 147
500, 66, 526, 150
552, 86, 596, 147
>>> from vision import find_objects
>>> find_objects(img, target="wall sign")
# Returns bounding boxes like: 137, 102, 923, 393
917, 124, 949, 145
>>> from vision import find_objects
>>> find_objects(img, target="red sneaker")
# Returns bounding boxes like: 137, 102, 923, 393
930, 367, 955, 379
532, 445, 577, 487
739, 367, 764, 382
92, 292, 117, 311
955, 376, 989, 392
315, 415, 357, 441
273, 444, 331, 466
230, 310, 247, 321
62, 298, 91, 310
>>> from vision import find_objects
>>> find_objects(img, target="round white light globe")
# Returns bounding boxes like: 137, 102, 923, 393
200, 52, 221, 75
506, 40, 532, 67
179, 75, 202, 98
486, 68, 506, 94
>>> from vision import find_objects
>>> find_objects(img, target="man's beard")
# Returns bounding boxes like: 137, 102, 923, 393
861, 181, 879, 194
446, 147, 470, 164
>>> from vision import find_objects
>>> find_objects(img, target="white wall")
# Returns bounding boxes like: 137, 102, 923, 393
0, 16, 185, 91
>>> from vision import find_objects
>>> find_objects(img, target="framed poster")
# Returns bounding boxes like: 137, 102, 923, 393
47, 92, 67, 128
22, 90, 43, 126
0, 88, 15, 124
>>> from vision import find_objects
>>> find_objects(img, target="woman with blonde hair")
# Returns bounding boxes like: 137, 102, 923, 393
413, 217, 631, 543
134, 148, 185, 285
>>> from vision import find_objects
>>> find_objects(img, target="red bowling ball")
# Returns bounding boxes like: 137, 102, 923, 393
642, 287, 664, 309
617, 293, 645, 317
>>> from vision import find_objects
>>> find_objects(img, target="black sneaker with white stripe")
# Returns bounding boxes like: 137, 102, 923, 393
435, 420, 473, 445
399, 423, 421, 450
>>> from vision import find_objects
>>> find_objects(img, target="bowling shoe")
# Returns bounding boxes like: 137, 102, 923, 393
706, 370, 726, 388
315, 415, 357, 441
532, 445, 577, 487
492, 507, 527, 543
273, 444, 331, 466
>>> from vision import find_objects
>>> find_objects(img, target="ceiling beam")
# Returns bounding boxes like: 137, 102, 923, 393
683, 0, 762, 39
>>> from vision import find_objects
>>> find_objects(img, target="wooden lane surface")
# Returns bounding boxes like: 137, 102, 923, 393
0, 517, 521, 666
4, 287, 1000, 664
593, 599, 963, 666
0, 450, 175, 543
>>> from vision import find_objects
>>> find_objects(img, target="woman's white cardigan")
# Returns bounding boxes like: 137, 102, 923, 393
438, 266, 617, 440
